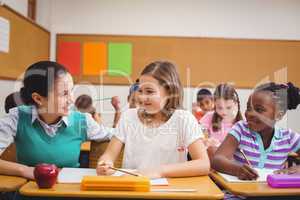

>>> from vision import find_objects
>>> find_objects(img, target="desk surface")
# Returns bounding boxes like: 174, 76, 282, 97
80, 141, 91, 151
210, 172, 300, 197
0, 175, 27, 192
19, 176, 224, 199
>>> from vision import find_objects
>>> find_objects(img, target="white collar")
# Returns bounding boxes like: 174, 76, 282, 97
31, 106, 69, 126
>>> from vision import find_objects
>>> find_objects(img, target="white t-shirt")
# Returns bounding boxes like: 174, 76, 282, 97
113, 108, 203, 170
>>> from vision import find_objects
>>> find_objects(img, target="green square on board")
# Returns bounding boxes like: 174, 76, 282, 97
108, 43, 132, 76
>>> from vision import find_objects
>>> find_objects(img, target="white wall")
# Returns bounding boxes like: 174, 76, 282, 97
1, 0, 27, 16
49, 0, 300, 38
36, 0, 51, 30
1, 0, 300, 131
47, 0, 300, 60
1, 0, 51, 31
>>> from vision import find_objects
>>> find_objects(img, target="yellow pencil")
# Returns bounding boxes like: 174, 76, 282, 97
109, 166, 140, 177
239, 149, 252, 167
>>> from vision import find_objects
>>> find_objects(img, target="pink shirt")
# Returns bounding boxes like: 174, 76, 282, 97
199, 111, 234, 144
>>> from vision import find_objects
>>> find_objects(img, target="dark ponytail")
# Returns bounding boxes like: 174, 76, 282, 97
4, 91, 24, 113
20, 61, 69, 105
20, 87, 33, 105
287, 82, 300, 110
255, 82, 300, 115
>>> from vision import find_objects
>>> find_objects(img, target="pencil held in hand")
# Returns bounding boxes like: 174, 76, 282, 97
239, 149, 252, 167
109, 167, 141, 177
97, 160, 114, 175
238, 164, 259, 180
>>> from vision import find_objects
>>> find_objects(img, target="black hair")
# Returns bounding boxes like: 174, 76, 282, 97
20, 61, 69, 105
4, 92, 24, 113
197, 88, 213, 102
254, 82, 300, 115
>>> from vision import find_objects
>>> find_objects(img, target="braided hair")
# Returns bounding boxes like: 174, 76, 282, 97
254, 82, 300, 115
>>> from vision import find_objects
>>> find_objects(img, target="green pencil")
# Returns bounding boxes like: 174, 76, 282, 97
93, 97, 112, 101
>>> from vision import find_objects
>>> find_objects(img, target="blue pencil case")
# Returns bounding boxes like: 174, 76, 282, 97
267, 174, 300, 188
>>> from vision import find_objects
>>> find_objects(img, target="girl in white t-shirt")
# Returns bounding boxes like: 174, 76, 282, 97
97, 61, 210, 178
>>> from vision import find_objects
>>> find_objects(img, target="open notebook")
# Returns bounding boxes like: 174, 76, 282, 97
57, 168, 168, 186
218, 168, 275, 182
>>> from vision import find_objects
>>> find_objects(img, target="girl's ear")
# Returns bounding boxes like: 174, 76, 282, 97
31, 92, 44, 106
275, 110, 284, 121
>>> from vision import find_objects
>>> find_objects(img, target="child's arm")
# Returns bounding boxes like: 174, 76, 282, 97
96, 136, 124, 175
212, 135, 258, 180
0, 159, 34, 179
139, 139, 210, 178
275, 131, 300, 174
274, 165, 300, 175
0, 108, 34, 178
111, 96, 121, 128
92, 112, 102, 124
275, 149, 300, 175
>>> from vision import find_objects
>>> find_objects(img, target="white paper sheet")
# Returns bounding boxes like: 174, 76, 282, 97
218, 168, 274, 182
57, 168, 96, 183
150, 178, 168, 186
0, 17, 10, 53
57, 168, 168, 186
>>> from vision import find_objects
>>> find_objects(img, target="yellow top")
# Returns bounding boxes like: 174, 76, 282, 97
210, 172, 300, 197
81, 176, 150, 192
0, 175, 27, 192
20, 176, 223, 199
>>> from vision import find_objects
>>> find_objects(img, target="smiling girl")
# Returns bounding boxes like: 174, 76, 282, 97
0, 61, 113, 179
212, 82, 300, 180
96, 61, 209, 178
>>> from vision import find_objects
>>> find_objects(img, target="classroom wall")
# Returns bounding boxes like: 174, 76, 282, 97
1, 0, 27, 16
47, 0, 300, 60
36, 0, 51, 30
1, 0, 299, 131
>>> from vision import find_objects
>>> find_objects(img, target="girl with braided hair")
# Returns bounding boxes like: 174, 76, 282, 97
212, 82, 300, 180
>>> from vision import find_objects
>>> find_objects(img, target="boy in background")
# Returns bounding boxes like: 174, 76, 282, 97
192, 88, 214, 122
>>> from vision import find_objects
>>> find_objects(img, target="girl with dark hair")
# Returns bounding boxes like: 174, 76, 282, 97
212, 82, 300, 180
192, 88, 215, 122
0, 61, 113, 179
96, 61, 209, 178
4, 92, 24, 113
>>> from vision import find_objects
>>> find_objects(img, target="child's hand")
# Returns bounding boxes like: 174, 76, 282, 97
21, 166, 35, 180
93, 113, 102, 124
111, 96, 121, 111
236, 164, 259, 180
202, 138, 221, 148
96, 160, 114, 176
274, 166, 300, 175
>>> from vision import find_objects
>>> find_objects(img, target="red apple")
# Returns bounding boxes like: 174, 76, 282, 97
34, 163, 59, 188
